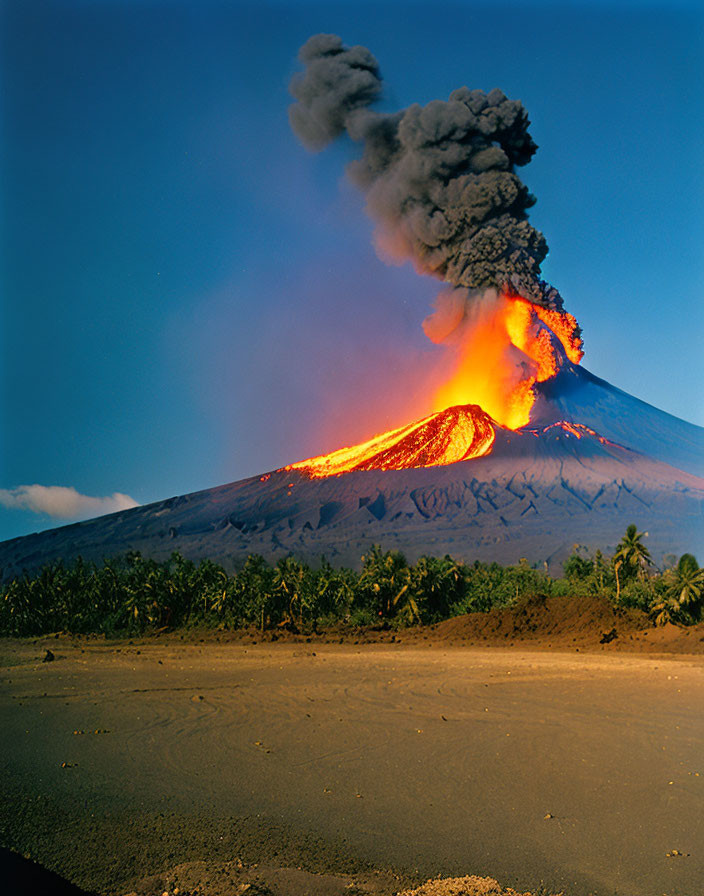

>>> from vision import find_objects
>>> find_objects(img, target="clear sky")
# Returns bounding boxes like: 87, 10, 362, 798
2, 0, 703, 542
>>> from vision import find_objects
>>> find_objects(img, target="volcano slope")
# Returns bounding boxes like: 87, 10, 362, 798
532, 362, 704, 478
1, 363, 702, 576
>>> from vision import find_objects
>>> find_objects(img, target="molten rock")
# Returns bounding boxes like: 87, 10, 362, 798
286, 405, 495, 477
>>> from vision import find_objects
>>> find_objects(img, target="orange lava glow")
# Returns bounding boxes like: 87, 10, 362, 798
433, 295, 583, 430
527, 421, 614, 445
285, 404, 495, 478
533, 305, 584, 364
275, 292, 584, 480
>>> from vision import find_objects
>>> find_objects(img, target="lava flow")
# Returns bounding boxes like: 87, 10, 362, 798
285, 405, 495, 479
525, 421, 617, 446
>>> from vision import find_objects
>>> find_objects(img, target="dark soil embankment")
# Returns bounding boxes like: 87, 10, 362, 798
429, 594, 704, 653
153, 593, 704, 654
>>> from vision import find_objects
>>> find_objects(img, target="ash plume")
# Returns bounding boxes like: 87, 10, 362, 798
289, 33, 569, 314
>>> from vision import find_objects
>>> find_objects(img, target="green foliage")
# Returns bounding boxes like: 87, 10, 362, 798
564, 553, 594, 582
272, 556, 315, 630
616, 580, 657, 613
655, 553, 704, 625
314, 559, 356, 624
234, 554, 275, 630
411, 555, 465, 623
561, 549, 615, 600
613, 524, 652, 597
358, 546, 417, 624
1, 529, 702, 637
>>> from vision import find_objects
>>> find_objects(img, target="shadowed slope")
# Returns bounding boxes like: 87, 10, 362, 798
0, 848, 98, 896
533, 363, 704, 477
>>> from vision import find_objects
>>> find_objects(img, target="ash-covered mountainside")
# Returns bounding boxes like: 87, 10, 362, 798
532, 361, 704, 478
0, 363, 702, 578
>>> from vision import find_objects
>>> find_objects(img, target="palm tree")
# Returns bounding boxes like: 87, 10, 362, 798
1, 578, 33, 636
593, 549, 611, 593
315, 558, 356, 621
193, 558, 229, 618
613, 524, 652, 598
358, 546, 418, 624
235, 554, 275, 631
411, 555, 464, 622
660, 554, 704, 623
651, 595, 680, 627
272, 556, 312, 630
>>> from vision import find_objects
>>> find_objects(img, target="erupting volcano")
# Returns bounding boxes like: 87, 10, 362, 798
428, 292, 583, 429
0, 34, 702, 579
287, 288, 585, 480
284, 33, 590, 467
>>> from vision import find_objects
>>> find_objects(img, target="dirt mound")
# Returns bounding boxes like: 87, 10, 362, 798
122, 864, 559, 896
434, 593, 645, 644
123, 864, 556, 896
430, 593, 704, 653
123, 859, 403, 896
398, 876, 559, 896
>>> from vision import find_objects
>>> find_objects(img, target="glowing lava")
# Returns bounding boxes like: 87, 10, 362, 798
532, 305, 584, 365
285, 405, 495, 478
526, 421, 617, 446
281, 293, 584, 479
433, 294, 583, 430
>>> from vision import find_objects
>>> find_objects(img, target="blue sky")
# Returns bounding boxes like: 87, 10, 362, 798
1, 0, 703, 542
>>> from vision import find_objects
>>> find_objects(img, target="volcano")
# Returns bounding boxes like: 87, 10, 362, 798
1, 359, 702, 578
7, 38, 699, 579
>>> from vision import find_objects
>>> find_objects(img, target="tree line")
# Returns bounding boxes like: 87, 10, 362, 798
1, 524, 702, 637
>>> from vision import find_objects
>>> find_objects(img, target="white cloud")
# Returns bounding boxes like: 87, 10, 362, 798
0, 485, 139, 520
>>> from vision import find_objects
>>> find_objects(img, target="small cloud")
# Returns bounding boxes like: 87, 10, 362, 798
0, 485, 139, 520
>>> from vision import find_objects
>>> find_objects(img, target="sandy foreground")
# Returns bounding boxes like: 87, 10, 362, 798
1, 636, 703, 896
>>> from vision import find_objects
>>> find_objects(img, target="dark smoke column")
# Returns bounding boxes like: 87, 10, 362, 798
289, 33, 567, 313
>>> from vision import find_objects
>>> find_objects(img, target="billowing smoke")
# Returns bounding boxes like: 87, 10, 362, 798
289, 33, 569, 314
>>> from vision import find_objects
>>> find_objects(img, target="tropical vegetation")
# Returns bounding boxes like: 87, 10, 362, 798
0, 526, 701, 637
